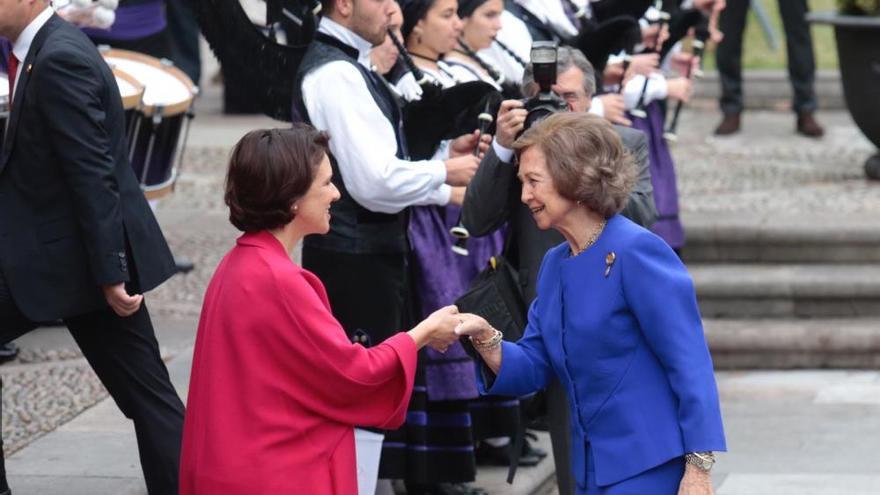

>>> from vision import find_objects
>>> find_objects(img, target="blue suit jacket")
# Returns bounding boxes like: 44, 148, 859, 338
481, 215, 726, 488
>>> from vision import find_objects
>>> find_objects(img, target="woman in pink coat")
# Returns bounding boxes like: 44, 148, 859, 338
179, 126, 463, 494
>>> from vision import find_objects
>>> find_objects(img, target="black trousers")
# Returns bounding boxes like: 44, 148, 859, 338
0, 270, 184, 495
166, 0, 202, 85
547, 378, 576, 495
302, 245, 409, 345
716, 0, 818, 114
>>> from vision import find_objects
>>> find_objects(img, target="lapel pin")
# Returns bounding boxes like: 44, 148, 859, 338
26, 64, 32, 74
604, 252, 616, 278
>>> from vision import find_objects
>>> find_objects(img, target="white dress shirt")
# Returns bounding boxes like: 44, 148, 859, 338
9, 7, 54, 101
301, 18, 450, 214
515, 0, 579, 39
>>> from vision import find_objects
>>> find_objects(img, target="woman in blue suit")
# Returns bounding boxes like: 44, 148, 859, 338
455, 112, 726, 494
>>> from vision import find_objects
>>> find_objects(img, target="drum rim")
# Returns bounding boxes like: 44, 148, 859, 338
100, 48, 196, 117
112, 68, 145, 111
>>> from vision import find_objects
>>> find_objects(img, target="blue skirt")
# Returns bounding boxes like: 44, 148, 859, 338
582, 444, 685, 495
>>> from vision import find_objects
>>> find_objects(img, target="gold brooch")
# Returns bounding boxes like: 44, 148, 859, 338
604, 252, 616, 278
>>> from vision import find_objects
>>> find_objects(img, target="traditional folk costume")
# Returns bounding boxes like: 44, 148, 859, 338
623, 71, 686, 251
292, 17, 452, 493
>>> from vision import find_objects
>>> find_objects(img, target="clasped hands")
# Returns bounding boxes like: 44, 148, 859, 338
412, 306, 494, 354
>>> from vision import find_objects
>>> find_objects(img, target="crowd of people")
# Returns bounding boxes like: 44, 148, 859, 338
0, 0, 828, 494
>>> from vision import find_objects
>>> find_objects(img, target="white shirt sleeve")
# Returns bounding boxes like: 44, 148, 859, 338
589, 96, 605, 117
623, 73, 668, 110
302, 61, 450, 214
492, 139, 515, 163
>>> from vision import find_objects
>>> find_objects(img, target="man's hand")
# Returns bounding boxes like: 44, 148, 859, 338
641, 23, 670, 51
444, 155, 480, 186
596, 94, 631, 126
102, 283, 143, 317
678, 465, 714, 495
670, 52, 699, 78
666, 77, 694, 102
448, 186, 466, 206
450, 130, 491, 158
495, 99, 527, 149
628, 53, 660, 78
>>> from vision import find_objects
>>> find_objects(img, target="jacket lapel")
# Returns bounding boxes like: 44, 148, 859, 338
1, 14, 62, 173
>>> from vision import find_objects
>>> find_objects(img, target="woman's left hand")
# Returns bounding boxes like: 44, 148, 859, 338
678, 465, 714, 495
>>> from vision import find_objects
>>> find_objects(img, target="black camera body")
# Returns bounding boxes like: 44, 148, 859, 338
522, 41, 568, 131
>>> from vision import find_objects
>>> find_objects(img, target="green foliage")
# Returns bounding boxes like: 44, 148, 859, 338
837, 0, 880, 15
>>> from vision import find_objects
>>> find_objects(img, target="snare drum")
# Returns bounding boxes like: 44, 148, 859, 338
101, 48, 196, 200
1, 73, 9, 147
111, 68, 145, 142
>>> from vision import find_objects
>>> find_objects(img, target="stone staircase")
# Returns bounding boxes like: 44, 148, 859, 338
681, 213, 880, 368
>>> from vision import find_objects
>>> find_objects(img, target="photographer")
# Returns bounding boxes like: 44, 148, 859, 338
460, 44, 656, 495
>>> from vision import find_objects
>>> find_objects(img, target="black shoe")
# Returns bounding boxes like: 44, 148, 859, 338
404, 482, 487, 495
522, 431, 548, 459
440, 483, 487, 495
174, 255, 195, 274
0, 342, 19, 364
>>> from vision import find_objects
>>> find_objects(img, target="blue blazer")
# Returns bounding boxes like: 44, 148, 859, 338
481, 215, 726, 488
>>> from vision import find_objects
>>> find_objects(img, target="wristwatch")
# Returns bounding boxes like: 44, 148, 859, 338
684, 452, 716, 471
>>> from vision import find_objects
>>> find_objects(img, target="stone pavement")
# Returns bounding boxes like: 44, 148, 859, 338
1, 81, 878, 494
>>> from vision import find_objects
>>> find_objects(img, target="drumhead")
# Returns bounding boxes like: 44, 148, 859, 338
112, 68, 145, 111
100, 48, 195, 117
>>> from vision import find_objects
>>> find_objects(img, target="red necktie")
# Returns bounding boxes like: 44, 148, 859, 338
8, 54, 19, 110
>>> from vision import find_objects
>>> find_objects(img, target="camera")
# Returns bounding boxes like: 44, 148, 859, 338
522, 41, 568, 131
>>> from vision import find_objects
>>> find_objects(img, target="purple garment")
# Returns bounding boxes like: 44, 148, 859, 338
409, 204, 506, 401
629, 102, 685, 249
82, 0, 166, 41
1, 38, 11, 73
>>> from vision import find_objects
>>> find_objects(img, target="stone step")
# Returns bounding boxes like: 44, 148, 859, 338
689, 263, 880, 318
681, 213, 880, 264
704, 318, 880, 369
692, 69, 844, 111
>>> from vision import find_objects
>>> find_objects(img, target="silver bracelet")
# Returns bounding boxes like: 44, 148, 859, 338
471, 328, 503, 351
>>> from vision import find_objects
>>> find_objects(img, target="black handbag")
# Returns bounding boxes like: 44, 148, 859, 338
454, 254, 531, 484
454, 254, 527, 345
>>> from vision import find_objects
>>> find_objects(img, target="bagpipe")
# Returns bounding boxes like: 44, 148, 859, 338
188, 0, 503, 154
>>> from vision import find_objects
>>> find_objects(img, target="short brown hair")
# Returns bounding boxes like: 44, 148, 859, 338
513, 112, 635, 218
224, 125, 330, 232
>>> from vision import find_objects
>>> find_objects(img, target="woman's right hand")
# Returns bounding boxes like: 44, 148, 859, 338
454, 314, 502, 373
408, 305, 461, 351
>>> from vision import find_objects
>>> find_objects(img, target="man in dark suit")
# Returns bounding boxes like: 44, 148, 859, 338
0, 2, 184, 494
461, 46, 656, 495
714, 0, 824, 137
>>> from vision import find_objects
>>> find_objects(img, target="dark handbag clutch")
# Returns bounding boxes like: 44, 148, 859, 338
454, 255, 527, 350
454, 254, 530, 484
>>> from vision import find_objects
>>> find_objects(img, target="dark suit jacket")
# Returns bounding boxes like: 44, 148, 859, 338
0, 15, 175, 323
461, 125, 656, 303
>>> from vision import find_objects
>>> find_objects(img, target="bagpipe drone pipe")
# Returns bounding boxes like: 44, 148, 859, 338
187, 0, 319, 121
